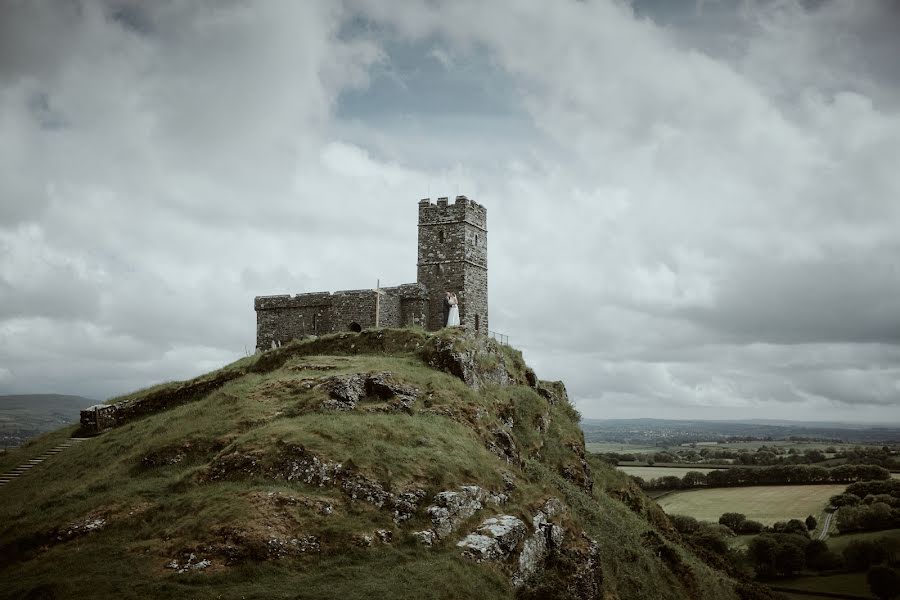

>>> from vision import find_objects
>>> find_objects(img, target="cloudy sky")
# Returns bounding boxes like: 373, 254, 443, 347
1, 0, 899, 423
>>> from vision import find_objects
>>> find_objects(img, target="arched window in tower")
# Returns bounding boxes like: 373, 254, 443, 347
475, 234, 479, 246
438, 230, 445, 243
475, 314, 480, 331
435, 263, 443, 276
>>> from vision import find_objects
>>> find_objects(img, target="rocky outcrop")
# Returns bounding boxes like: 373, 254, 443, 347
414, 485, 508, 543
457, 515, 527, 561
320, 372, 419, 413
207, 444, 431, 519
422, 334, 525, 390
513, 498, 567, 586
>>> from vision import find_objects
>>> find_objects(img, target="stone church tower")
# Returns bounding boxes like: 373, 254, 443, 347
416, 196, 488, 332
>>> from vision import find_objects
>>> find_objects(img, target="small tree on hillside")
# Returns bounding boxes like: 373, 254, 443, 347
867, 566, 900, 600
805, 515, 818, 531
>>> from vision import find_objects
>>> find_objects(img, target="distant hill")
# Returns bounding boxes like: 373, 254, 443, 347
0, 329, 774, 599
0, 394, 95, 448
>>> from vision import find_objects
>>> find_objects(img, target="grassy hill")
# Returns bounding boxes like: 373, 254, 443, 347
0, 329, 773, 599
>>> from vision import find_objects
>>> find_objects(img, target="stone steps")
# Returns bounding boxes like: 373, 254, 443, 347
0, 437, 91, 488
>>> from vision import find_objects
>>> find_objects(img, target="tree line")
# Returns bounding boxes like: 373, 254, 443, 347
633, 463, 890, 491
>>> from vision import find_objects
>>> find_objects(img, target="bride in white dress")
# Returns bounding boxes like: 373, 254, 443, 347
447, 292, 460, 327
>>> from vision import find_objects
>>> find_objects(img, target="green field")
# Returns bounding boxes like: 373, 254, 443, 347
656, 484, 844, 525
825, 528, 900, 554
585, 442, 661, 454
773, 573, 873, 599
616, 465, 719, 479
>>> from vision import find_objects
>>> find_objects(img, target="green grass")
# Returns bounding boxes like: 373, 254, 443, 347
656, 485, 845, 525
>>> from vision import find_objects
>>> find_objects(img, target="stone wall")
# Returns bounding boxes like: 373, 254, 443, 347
255, 284, 428, 350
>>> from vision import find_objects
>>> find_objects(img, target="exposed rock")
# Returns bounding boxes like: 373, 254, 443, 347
413, 530, 435, 545
320, 372, 419, 413
488, 428, 520, 464
457, 515, 527, 562
561, 443, 594, 493
265, 535, 320, 557
351, 534, 373, 547
415, 485, 508, 543
375, 529, 393, 544
535, 380, 568, 405
429, 486, 487, 538
423, 334, 521, 390
391, 488, 427, 523
340, 472, 391, 508
321, 374, 365, 410
57, 515, 107, 541
513, 498, 567, 586
165, 552, 212, 573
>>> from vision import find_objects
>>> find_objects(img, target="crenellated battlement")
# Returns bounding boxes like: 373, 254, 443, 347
418, 194, 487, 230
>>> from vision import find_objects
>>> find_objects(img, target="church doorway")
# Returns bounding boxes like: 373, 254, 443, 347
348, 322, 362, 332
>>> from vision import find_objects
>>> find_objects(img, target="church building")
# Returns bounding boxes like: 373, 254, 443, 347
254, 196, 488, 351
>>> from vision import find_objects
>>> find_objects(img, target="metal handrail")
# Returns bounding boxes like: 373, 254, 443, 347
488, 330, 509, 345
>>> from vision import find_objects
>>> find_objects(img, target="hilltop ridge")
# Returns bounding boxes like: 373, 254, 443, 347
0, 328, 773, 599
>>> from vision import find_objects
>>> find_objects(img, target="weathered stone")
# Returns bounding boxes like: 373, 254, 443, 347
488, 428, 520, 464
458, 515, 527, 562
265, 535, 320, 557
320, 372, 420, 413
428, 486, 486, 538
57, 515, 107, 541
375, 529, 393, 544
413, 530, 435, 545
391, 488, 426, 523
321, 374, 365, 410
165, 552, 212, 573
513, 498, 568, 587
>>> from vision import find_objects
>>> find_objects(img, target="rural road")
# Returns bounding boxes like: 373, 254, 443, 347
817, 510, 836, 540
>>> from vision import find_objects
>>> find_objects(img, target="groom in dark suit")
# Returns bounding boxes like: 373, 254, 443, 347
442, 291, 451, 327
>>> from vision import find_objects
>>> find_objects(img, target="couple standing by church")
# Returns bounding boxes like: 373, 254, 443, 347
443, 291, 460, 327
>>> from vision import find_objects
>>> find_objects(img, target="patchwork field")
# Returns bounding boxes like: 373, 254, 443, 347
656, 484, 845, 525
616, 465, 720, 479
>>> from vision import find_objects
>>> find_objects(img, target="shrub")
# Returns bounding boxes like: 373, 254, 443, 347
843, 540, 890, 572
719, 512, 747, 532
805, 515, 817, 531
867, 565, 900, 600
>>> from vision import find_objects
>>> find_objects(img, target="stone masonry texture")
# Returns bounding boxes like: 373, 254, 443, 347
254, 196, 488, 350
